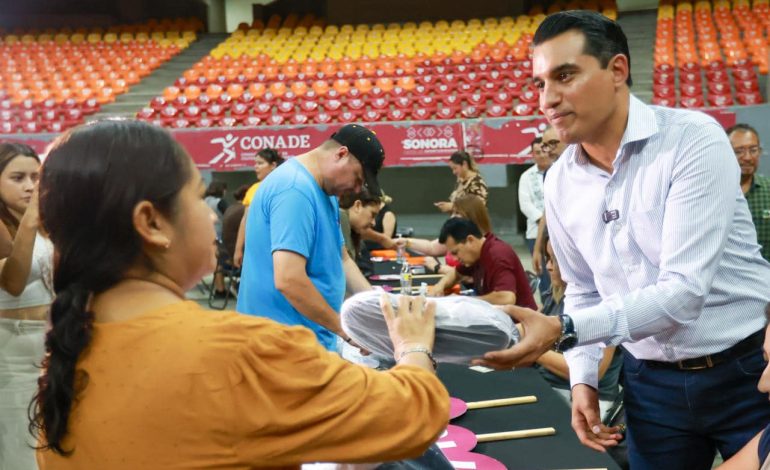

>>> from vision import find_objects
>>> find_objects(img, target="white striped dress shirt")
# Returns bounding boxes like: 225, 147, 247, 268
544, 95, 770, 389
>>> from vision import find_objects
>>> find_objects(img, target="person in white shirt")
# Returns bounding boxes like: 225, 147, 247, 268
519, 136, 550, 297
519, 136, 547, 252
474, 11, 770, 470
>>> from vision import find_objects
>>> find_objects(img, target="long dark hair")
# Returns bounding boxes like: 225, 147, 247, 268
29, 120, 192, 455
449, 150, 478, 172
0, 143, 40, 236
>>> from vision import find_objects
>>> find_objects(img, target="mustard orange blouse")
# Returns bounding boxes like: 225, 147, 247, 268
37, 301, 449, 469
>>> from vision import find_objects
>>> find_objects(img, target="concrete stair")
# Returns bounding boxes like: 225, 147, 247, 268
92, 33, 228, 120
617, 10, 657, 103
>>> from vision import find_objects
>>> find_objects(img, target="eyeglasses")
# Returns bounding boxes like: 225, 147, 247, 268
541, 139, 561, 150
733, 146, 762, 157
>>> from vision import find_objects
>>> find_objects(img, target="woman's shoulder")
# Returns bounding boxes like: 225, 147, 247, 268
132, 302, 323, 372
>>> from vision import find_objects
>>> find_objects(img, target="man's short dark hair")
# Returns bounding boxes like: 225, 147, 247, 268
534, 10, 632, 87
439, 217, 482, 244
531, 136, 543, 149
726, 123, 761, 144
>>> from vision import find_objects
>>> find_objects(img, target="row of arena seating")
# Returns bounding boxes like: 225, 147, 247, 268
0, 17, 204, 39
139, 3, 617, 127
653, 0, 767, 107
0, 19, 198, 133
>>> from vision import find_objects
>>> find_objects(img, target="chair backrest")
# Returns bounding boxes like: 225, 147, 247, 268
215, 238, 240, 275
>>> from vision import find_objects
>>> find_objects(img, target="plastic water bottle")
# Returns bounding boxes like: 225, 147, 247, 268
400, 260, 413, 295
395, 234, 405, 262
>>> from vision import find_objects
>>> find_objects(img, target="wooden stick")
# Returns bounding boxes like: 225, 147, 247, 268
551, 468, 608, 470
466, 395, 537, 409
475, 427, 556, 442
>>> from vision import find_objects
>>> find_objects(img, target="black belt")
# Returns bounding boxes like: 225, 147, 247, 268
644, 330, 765, 371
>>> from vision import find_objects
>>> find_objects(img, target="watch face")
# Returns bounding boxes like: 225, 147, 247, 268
557, 334, 578, 352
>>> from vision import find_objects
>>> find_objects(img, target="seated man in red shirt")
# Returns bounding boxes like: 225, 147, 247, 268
427, 217, 538, 308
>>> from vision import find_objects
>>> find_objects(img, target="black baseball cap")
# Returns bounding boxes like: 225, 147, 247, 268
330, 124, 384, 196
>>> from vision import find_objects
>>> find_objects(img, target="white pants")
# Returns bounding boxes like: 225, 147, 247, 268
0, 318, 46, 470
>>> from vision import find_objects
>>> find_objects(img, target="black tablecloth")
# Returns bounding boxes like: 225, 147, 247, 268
438, 364, 621, 470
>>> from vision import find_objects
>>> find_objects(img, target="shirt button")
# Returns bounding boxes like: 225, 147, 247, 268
613, 223, 622, 232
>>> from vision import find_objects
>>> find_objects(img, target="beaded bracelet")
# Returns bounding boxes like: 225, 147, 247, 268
398, 347, 437, 370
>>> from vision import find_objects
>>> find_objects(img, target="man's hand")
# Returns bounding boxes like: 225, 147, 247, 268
342, 335, 371, 356
434, 201, 452, 213
424, 256, 439, 273
472, 305, 561, 369
571, 384, 623, 452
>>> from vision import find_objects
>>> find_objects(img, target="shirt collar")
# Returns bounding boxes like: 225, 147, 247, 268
568, 94, 659, 165
478, 232, 495, 261
750, 174, 769, 190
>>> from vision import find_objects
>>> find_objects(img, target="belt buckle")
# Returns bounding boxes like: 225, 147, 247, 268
677, 355, 714, 370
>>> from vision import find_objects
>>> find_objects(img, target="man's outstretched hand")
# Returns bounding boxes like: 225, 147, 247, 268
472, 305, 562, 369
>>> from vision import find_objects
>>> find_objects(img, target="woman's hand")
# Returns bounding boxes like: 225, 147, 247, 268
381, 294, 436, 356
426, 284, 446, 297
20, 188, 40, 231
380, 237, 396, 249
434, 201, 452, 213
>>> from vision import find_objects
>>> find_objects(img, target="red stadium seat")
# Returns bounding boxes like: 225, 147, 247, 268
436, 107, 458, 119
386, 108, 409, 121
708, 93, 734, 107
313, 111, 333, 123
362, 110, 382, 122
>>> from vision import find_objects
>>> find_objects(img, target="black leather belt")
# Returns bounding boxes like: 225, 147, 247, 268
644, 330, 765, 371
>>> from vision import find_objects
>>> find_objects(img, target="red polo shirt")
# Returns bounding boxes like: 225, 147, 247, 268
456, 233, 538, 309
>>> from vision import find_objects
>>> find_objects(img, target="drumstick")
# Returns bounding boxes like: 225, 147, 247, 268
475, 427, 556, 442
466, 396, 537, 409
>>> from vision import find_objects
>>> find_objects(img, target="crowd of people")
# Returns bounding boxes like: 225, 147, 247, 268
0, 9, 769, 470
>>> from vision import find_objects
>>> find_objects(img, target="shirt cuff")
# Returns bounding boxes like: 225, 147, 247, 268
564, 345, 603, 390
571, 301, 616, 345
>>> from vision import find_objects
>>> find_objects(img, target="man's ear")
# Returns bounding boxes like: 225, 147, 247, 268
335, 145, 349, 162
608, 53, 630, 88
132, 201, 172, 250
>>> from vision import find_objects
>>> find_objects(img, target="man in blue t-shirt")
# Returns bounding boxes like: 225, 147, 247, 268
237, 124, 384, 350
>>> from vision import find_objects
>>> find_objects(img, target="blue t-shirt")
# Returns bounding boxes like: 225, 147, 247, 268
759, 423, 770, 464
236, 158, 344, 350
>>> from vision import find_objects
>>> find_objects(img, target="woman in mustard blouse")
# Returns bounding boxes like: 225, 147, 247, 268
30, 120, 449, 469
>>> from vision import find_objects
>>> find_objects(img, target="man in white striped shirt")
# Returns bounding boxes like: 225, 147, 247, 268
475, 11, 770, 470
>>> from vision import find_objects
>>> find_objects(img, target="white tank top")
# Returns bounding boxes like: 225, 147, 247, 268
0, 233, 54, 310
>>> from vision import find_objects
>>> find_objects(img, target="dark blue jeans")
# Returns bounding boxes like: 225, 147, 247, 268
623, 347, 770, 469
